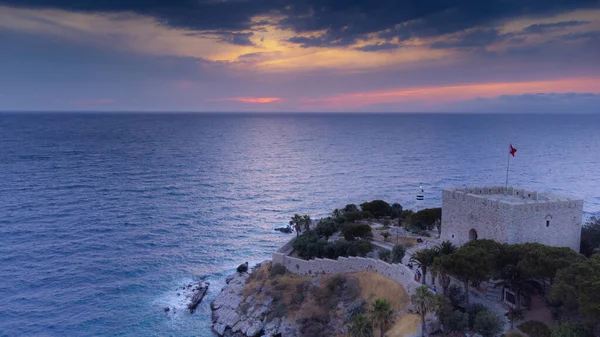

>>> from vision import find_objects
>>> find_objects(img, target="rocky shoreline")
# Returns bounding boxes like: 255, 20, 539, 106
210, 262, 298, 337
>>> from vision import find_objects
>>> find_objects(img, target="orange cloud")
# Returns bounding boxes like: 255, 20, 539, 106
225, 97, 281, 103
303, 77, 600, 109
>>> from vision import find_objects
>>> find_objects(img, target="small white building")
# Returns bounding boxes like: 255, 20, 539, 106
441, 186, 583, 252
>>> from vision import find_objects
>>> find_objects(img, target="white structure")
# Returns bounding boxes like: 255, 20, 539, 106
441, 186, 583, 252
416, 185, 424, 211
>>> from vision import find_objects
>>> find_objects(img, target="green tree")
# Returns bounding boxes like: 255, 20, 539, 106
473, 311, 503, 337
441, 246, 493, 305
437, 241, 457, 256
519, 243, 581, 293
341, 223, 373, 241
410, 248, 438, 285
360, 200, 392, 219
551, 321, 593, 337
411, 286, 439, 337
348, 314, 374, 337
370, 298, 395, 337
409, 208, 441, 230
580, 216, 600, 257
506, 307, 524, 329
332, 208, 343, 218
551, 254, 600, 322
432, 241, 456, 295
378, 249, 390, 262
344, 204, 360, 213
391, 244, 406, 263
391, 203, 403, 218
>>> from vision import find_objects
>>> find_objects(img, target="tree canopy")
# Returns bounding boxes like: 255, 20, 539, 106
360, 200, 392, 218
580, 216, 600, 257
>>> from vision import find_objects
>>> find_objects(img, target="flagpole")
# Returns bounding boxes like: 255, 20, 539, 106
505, 144, 510, 190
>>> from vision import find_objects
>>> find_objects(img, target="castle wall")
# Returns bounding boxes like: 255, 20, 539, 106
272, 241, 421, 296
441, 190, 509, 246
442, 187, 583, 252
508, 200, 583, 251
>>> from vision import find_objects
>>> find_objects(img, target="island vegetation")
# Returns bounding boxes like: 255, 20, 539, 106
269, 200, 600, 337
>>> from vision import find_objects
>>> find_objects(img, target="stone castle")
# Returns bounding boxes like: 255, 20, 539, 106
441, 186, 583, 251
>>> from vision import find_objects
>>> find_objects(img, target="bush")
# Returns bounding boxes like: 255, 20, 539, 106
343, 211, 364, 222
391, 203, 403, 218
315, 218, 339, 238
409, 207, 442, 230
506, 331, 525, 337
360, 200, 392, 218
270, 263, 287, 278
378, 249, 391, 262
438, 297, 468, 333
551, 321, 593, 337
447, 284, 467, 308
266, 302, 287, 322
382, 231, 391, 241
345, 299, 366, 319
293, 231, 328, 259
518, 320, 551, 337
341, 223, 373, 241
467, 303, 489, 328
473, 311, 503, 337
391, 244, 406, 263
382, 219, 391, 227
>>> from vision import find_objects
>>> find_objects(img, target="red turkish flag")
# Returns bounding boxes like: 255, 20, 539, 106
510, 144, 517, 157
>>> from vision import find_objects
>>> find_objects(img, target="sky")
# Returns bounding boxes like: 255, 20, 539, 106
0, 0, 599, 112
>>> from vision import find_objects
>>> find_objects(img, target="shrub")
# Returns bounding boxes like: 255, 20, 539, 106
360, 200, 392, 218
345, 299, 366, 319
473, 311, 503, 337
447, 284, 467, 308
382, 231, 391, 241
409, 207, 442, 230
378, 249, 391, 262
506, 331, 525, 337
299, 315, 331, 337
315, 218, 338, 238
361, 211, 373, 219
326, 274, 346, 293
382, 219, 391, 227
391, 203, 403, 218
467, 303, 489, 328
391, 244, 406, 263
518, 320, 551, 337
270, 263, 287, 278
551, 321, 593, 337
341, 223, 373, 241
344, 211, 364, 222
266, 302, 287, 322
449, 310, 469, 332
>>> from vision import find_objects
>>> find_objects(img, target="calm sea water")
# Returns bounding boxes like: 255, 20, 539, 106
1, 113, 599, 336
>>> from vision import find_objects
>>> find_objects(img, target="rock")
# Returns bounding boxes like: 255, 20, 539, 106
185, 281, 210, 314
274, 226, 292, 234
164, 307, 170, 312
237, 262, 249, 274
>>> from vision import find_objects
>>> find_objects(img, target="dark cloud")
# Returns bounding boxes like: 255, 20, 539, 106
430, 28, 509, 49
2, 0, 599, 48
184, 31, 255, 46
355, 42, 398, 52
523, 20, 589, 34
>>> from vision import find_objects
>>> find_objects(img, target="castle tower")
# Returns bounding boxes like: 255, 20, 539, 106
416, 185, 424, 212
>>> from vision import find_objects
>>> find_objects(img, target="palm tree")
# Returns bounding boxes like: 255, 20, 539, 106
370, 298, 395, 337
302, 214, 312, 232
436, 241, 457, 256
290, 214, 303, 237
348, 314, 374, 337
411, 286, 439, 337
410, 249, 437, 285
332, 208, 342, 218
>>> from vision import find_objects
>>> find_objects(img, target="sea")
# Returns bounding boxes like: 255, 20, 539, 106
0, 113, 599, 336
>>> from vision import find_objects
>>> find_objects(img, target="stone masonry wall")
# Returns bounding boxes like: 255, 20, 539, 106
441, 187, 583, 251
272, 240, 422, 296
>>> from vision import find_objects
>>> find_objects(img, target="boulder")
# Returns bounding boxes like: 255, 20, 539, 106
274, 226, 292, 234
187, 281, 209, 313
237, 262, 249, 274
